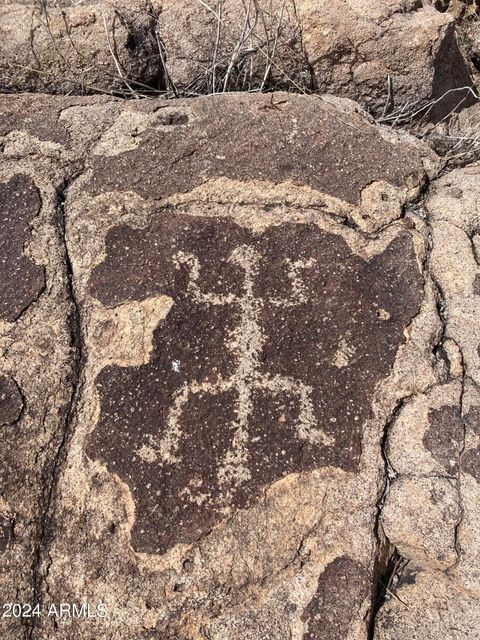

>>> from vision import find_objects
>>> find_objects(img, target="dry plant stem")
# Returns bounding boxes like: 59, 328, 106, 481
212, 0, 223, 93
377, 86, 480, 126
260, 0, 287, 90
193, 0, 308, 93
154, 25, 178, 96
222, 0, 256, 92
98, 0, 140, 98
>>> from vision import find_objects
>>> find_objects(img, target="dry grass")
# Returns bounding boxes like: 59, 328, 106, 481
374, 84, 480, 167
3, 0, 311, 98
165, 0, 312, 97
377, 86, 480, 127
4, 0, 480, 167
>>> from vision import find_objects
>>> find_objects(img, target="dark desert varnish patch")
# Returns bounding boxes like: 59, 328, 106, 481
301, 556, 369, 639
462, 407, 480, 482
423, 405, 464, 475
0, 175, 45, 322
87, 214, 423, 554
473, 273, 480, 296
0, 375, 23, 427
0, 514, 12, 554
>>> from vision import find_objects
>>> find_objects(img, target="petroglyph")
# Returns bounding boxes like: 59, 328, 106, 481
87, 213, 423, 554
143, 246, 331, 500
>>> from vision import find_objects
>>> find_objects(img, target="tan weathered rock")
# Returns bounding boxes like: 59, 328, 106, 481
0, 97, 95, 639
298, 1, 475, 120
373, 159, 480, 639
156, 0, 312, 94
386, 381, 464, 477
156, 0, 475, 119
375, 568, 480, 640
427, 164, 480, 599
0, 1, 161, 94
428, 163, 480, 388
424, 0, 479, 18
381, 476, 461, 570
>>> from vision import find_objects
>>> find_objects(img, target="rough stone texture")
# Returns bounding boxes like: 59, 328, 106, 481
375, 569, 480, 640
2, 89, 480, 639
0, 0, 477, 122
426, 101, 480, 164
301, 556, 369, 640
84, 92, 435, 208
0, 91, 451, 640
0, 1, 161, 94
298, 1, 475, 120
0, 97, 88, 639
381, 476, 462, 569
373, 161, 480, 639
156, 0, 313, 94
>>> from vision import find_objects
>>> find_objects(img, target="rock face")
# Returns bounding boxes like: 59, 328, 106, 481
298, 0, 475, 119
0, 94, 84, 640
0, 90, 457, 640
61, 93, 435, 640
374, 162, 480, 639
0, 0, 476, 120
2, 76, 480, 639
0, 1, 161, 94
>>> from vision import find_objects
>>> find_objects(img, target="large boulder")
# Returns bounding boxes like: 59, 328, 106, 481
298, 0, 475, 120
0, 1, 161, 94
0, 91, 451, 639
157, 0, 475, 118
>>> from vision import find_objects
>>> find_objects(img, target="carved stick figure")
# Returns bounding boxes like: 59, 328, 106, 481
149, 244, 334, 498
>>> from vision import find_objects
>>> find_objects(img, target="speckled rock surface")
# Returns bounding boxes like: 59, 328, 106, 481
1, 90, 480, 640
373, 161, 480, 639
0, 95, 94, 640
